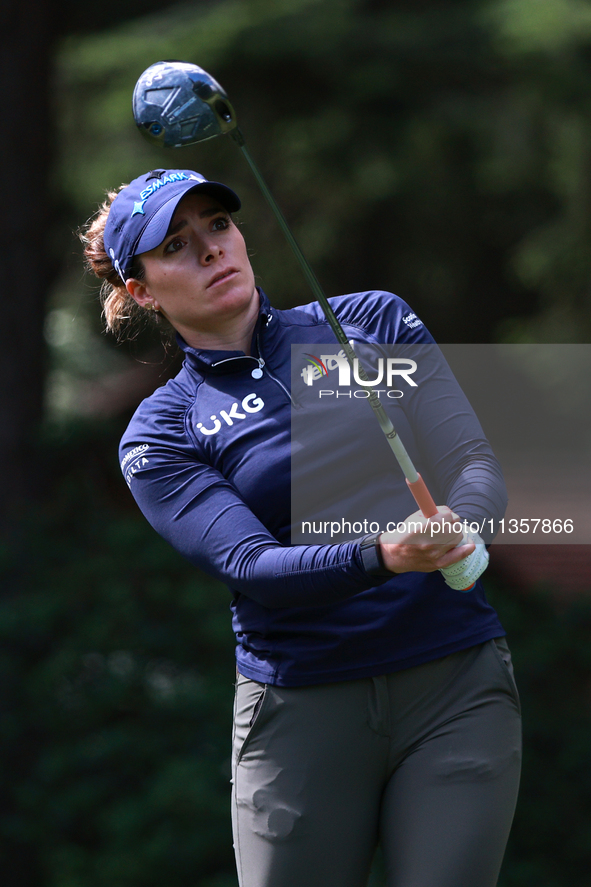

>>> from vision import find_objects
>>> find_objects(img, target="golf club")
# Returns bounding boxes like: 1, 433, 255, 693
132, 59, 439, 521
131, 61, 489, 590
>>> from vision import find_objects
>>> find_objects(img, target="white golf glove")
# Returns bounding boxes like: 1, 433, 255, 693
440, 528, 489, 592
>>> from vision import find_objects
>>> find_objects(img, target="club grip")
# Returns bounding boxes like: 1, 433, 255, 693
407, 475, 477, 592
406, 474, 438, 518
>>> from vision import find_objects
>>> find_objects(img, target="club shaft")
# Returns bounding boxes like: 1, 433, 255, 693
230, 130, 437, 517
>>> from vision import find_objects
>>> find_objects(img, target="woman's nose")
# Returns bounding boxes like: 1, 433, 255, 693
200, 238, 223, 264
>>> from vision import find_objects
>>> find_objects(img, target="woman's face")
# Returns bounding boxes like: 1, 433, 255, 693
126, 191, 257, 346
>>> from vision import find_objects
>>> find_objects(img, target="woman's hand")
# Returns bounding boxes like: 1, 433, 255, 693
379, 506, 476, 574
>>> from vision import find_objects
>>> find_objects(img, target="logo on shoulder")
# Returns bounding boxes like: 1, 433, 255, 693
402, 312, 423, 329
121, 444, 150, 486
196, 393, 264, 436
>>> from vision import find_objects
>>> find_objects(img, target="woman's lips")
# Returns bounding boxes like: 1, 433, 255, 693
207, 268, 238, 288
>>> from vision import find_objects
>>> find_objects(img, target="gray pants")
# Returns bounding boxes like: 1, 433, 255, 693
232, 639, 522, 887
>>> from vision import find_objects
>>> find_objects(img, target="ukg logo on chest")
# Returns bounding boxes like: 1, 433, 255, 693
196, 393, 265, 436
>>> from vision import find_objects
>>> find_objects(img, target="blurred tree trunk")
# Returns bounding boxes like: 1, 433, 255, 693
0, 0, 191, 529
0, 2, 56, 529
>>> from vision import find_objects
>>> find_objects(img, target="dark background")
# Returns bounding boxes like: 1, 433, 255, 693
2, 0, 591, 883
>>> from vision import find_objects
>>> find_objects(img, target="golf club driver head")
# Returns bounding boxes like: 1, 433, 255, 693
133, 60, 238, 148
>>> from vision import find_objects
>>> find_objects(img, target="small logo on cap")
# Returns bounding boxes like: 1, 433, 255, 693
109, 248, 125, 282
129, 171, 201, 218
130, 172, 207, 217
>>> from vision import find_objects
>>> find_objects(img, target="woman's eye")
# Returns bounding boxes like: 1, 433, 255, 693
164, 237, 184, 254
212, 216, 230, 231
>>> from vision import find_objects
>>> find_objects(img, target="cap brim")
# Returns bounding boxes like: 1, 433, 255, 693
135, 181, 241, 256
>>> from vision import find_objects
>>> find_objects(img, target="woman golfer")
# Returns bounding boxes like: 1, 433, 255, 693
82, 168, 521, 887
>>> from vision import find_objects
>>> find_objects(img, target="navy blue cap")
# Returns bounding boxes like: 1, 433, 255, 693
103, 169, 241, 281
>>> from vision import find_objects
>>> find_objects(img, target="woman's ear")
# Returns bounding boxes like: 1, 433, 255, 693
126, 278, 159, 312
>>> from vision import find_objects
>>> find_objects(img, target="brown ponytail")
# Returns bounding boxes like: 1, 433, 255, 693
80, 188, 162, 340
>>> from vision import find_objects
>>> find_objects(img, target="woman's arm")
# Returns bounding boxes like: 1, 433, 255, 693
122, 438, 385, 608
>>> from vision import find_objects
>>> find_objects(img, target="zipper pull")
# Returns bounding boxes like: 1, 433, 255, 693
251, 357, 265, 379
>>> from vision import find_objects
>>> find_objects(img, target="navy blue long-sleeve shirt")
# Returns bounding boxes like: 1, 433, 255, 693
119, 289, 506, 685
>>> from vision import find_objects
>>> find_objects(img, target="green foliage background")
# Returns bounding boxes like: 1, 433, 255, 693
55, 0, 591, 374
6, 0, 591, 883
2, 423, 237, 887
